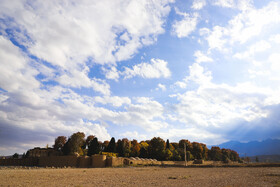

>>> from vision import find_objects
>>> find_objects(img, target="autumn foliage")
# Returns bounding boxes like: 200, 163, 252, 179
53, 132, 240, 162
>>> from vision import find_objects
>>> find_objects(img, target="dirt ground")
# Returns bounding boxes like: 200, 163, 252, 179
0, 166, 280, 187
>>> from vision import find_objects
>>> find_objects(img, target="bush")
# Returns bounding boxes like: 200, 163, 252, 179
101, 152, 118, 157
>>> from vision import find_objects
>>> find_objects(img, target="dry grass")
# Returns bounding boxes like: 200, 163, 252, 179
0, 166, 280, 186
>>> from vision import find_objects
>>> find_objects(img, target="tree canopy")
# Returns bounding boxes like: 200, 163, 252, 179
52, 132, 240, 162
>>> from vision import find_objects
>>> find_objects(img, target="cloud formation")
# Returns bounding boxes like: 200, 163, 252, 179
123, 58, 171, 79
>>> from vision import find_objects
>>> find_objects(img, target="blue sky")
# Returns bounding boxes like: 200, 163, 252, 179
1, 0, 280, 155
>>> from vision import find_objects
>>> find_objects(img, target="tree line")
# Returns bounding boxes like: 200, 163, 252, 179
51, 132, 240, 162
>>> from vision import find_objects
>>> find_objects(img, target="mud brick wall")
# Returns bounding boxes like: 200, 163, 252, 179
77, 156, 91, 168
106, 157, 124, 167
92, 155, 106, 168
0, 158, 38, 166
38, 156, 78, 167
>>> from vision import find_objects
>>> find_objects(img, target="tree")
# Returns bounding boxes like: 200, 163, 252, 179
255, 156, 259, 162
186, 151, 193, 161
172, 149, 181, 161
139, 141, 149, 158
165, 149, 173, 160
107, 137, 116, 153
117, 139, 125, 157
86, 135, 95, 148
209, 147, 222, 161
201, 143, 208, 160
230, 150, 239, 161
192, 142, 203, 160
13, 153, 19, 159
166, 139, 170, 149
53, 136, 67, 151
101, 141, 109, 152
148, 137, 165, 161
130, 139, 140, 157
88, 137, 100, 156
65, 132, 86, 155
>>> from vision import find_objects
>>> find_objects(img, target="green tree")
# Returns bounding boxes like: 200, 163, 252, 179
117, 139, 125, 157
166, 139, 170, 149
148, 137, 165, 161
186, 151, 193, 161
107, 137, 116, 153
88, 137, 100, 156
165, 149, 173, 160
64, 132, 86, 155
172, 149, 181, 161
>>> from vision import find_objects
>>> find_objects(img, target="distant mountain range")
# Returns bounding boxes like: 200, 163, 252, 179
215, 139, 280, 157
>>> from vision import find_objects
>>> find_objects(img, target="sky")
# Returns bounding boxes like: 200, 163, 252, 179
1, 0, 280, 155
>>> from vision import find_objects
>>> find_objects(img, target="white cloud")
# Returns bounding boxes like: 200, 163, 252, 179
205, 2, 280, 50
102, 66, 120, 81
174, 63, 212, 89
0, 36, 40, 92
123, 58, 171, 79
191, 0, 206, 10
212, 0, 235, 8
269, 34, 280, 44
156, 128, 224, 145
234, 40, 271, 59
269, 53, 280, 73
172, 10, 199, 38
103, 97, 168, 131
56, 67, 111, 95
94, 96, 131, 107
120, 131, 147, 141
194, 50, 213, 63
155, 84, 166, 91
0, 0, 173, 68
212, 0, 253, 11
174, 81, 187, 89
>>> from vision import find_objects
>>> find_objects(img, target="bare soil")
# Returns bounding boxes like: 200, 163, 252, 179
0, 166, 280, 187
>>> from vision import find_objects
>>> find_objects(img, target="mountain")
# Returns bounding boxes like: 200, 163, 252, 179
216, 139, 280, 157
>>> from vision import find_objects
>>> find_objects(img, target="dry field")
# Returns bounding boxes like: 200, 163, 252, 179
1, 166, 280, 187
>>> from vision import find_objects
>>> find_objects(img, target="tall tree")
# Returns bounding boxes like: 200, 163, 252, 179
53, 136, 67, 151
166, 139, 170, 150
88, 137, 100, 156
117, 139, 125, 157
107, 137, 116, 153
148, 137, 165, 161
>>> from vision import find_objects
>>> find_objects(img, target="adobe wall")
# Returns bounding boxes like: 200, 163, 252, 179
0, 158, 38, 166
77, 156, 92, 168
106, 157, 124, 167
38, 156, 78, 167
92, 155, 106, 168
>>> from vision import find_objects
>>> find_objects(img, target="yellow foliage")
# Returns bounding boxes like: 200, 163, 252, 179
101, 152, 118, 157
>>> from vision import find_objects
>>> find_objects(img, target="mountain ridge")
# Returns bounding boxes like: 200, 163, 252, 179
214, 139, 280, 157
